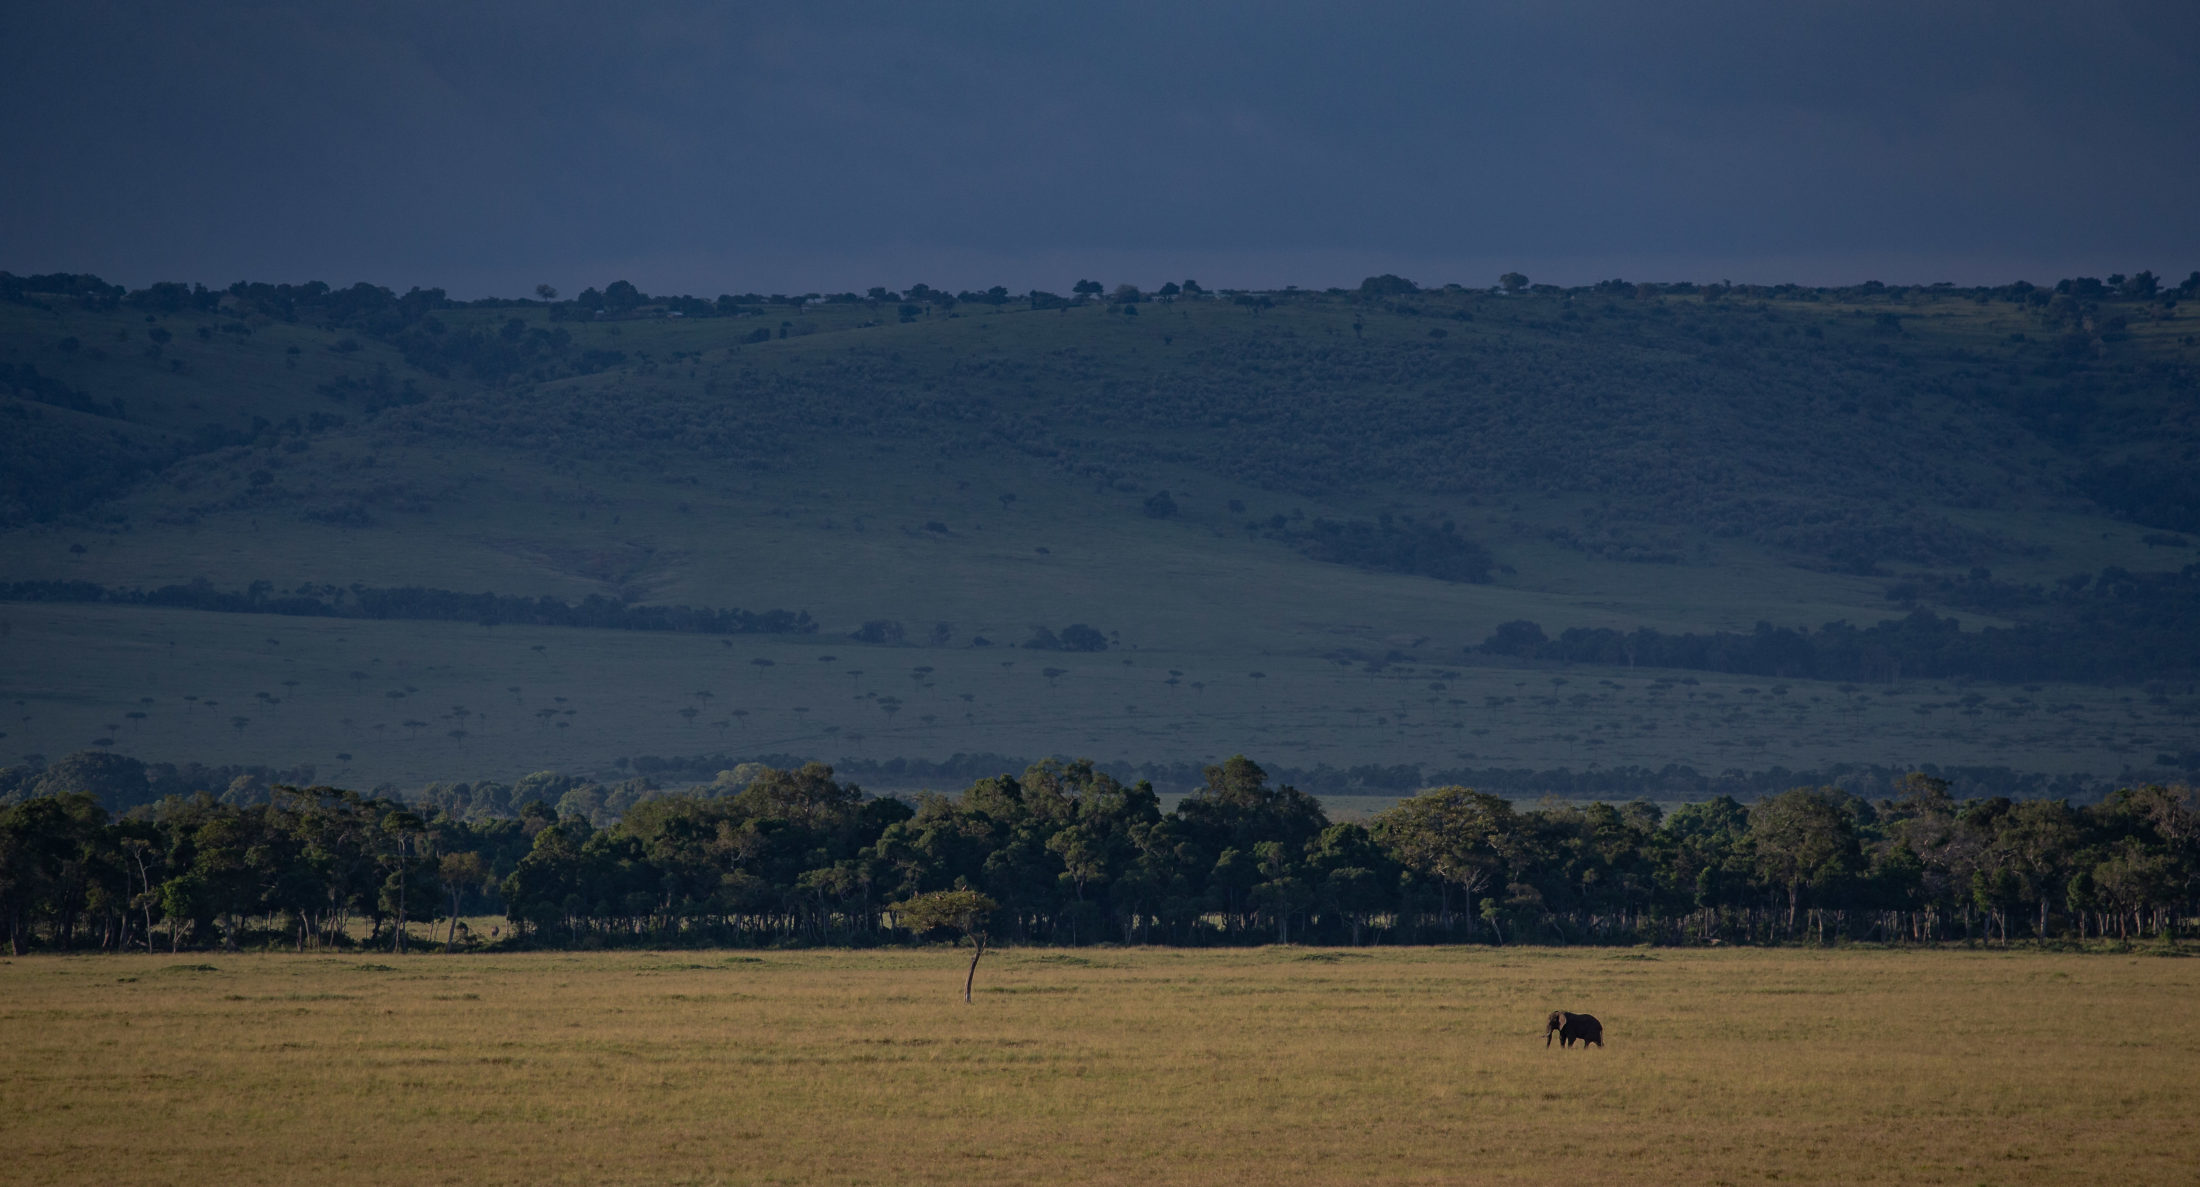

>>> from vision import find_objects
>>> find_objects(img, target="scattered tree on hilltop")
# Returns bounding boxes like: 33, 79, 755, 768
1359, 274, 1418, 296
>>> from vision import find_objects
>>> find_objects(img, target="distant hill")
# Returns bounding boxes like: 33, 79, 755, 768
3, 268, 2197, 790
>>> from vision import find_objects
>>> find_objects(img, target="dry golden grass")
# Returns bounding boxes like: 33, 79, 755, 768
3, 946, 2195, 1185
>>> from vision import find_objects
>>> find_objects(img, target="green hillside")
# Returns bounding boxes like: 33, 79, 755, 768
3, 270, 2197, 796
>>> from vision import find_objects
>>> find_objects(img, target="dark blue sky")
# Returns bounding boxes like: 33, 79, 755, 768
5, 2, 2196, 296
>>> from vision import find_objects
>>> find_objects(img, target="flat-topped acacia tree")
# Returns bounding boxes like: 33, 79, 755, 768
894, 888, 998, 1003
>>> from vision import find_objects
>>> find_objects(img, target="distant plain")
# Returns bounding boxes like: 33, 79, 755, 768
5, 600, 2192, 793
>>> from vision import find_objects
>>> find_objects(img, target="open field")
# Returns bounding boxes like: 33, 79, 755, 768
3, 947, 2196, 1185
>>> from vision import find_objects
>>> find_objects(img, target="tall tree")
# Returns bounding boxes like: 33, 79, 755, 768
379, 809, 427, 953
1997, 798, 2081, 938
439, 851, 486, 948
1748, 788, 1862, 933
1373, 786, 1515, 932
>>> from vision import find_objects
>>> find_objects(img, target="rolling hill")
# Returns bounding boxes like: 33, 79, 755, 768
3, 269, 2197, 801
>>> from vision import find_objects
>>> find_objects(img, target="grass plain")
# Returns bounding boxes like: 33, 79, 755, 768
3, 947, 2195, 1185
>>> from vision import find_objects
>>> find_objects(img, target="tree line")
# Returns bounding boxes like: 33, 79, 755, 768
3, 756, 2192, 956
615, 751, 2118, 808
0, 578, 816, 636
1255, 511, 1495, 584
12, 562, 2198, 684
1480, 563, 2200, 682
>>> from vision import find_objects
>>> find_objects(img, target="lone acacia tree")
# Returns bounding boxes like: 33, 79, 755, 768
894, 888, 998, 1003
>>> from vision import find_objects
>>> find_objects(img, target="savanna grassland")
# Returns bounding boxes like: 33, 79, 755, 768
4, 272, 2199, 797
3, 946, 2195, 1186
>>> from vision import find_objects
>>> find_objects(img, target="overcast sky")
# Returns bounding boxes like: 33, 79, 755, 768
5, 2, 2196, 297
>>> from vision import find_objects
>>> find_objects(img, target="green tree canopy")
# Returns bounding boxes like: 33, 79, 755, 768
894, 888, 999, 1002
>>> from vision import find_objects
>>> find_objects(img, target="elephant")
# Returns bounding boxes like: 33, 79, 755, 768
1546, 1010, 1603, 1048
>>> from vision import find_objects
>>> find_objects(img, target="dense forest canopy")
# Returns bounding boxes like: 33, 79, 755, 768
2, 756, 2192, 955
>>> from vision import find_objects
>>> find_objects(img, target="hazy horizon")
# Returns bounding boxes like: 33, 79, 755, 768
7, 3, 2196, 297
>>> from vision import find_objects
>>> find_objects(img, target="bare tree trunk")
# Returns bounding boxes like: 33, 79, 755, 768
394, 852, 407, 955
962, 935, 987, 1004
